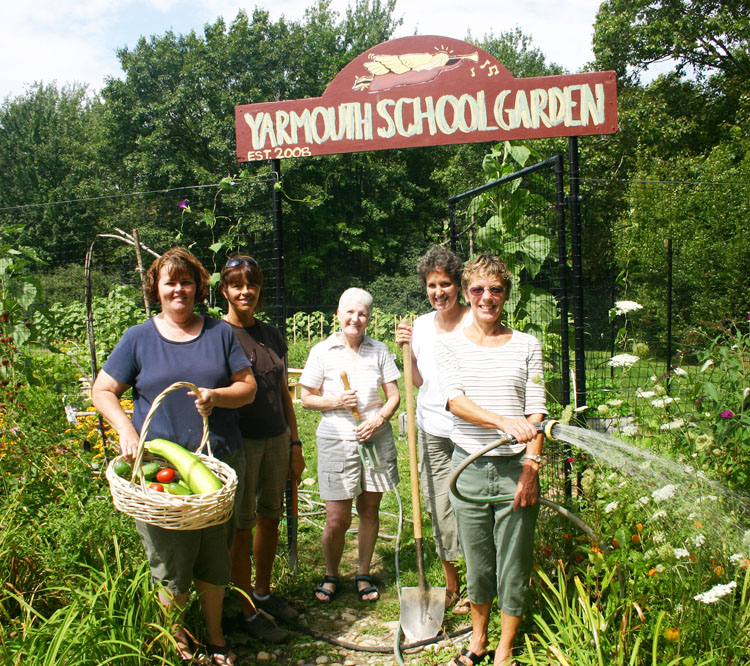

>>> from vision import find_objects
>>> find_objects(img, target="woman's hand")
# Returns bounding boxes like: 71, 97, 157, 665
190, 387, 216, 417
395, 319, 412, 347
338, 388, 359, 410
289, 444, 306, 485
498, 416, 538, 444
355, 414, 385, 442
513, 462, 540, 510
117, 429, 141, 460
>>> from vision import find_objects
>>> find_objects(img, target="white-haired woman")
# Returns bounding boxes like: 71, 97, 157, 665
300, 288, 400, 604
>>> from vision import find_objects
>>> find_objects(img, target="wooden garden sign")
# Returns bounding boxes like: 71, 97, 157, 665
235, 35, 618, 162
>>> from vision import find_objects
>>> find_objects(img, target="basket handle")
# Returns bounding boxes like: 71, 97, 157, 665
129, 381, 211, 486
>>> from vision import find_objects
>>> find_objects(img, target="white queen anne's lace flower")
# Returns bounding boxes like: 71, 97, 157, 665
690, 534, 706, 547
608, 354, 640, 368
694, 581, 737, 604
637, 390, 656, 398
652, 484, 677, 502
674, 547, 690, 559
614, 300, 643, 315
660, 419, 685, 431
604, 501, 619, 513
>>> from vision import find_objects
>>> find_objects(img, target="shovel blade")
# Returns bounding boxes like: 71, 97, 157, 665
399, 585, 445, 642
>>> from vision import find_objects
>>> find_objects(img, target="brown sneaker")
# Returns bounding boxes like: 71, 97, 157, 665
252, 591, 299, 624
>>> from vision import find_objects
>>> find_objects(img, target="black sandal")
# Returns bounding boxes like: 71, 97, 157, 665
206, 640, 239, 666
446, 649, 492, 666
314, 574, 339, 603
354, 574, 379, 602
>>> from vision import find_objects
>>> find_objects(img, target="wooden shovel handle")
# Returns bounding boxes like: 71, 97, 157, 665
402, 341, 423, 540
340, 371, 361, 423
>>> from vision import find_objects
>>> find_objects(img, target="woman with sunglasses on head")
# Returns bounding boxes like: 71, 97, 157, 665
92, 247, 256, 666
434, 254, 547, 666
395, 246, 473, 615
219, 255, 305, 644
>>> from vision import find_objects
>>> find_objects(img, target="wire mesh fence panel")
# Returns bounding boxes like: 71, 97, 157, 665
579, 177, 750, 412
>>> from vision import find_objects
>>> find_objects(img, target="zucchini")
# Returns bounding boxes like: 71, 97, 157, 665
164, 482, 192, 495
145, 439, 223, 494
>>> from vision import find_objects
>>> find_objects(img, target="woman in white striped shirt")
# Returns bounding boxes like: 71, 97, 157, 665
435, 254, 547, 666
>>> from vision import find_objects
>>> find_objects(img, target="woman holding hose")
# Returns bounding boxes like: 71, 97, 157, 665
435, 253, 547, 666
395, 245, 472, 614
92, 247, 255, 666
299, 287, 400, 604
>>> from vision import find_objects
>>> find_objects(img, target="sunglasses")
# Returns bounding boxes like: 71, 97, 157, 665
468, 285, 505, 296
224, 256, 259, 270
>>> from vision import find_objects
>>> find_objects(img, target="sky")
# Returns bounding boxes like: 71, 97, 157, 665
1, 0, 611, 101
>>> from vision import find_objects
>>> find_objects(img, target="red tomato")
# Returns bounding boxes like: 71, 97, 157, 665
149, 483, 165, 492
156, 468, 176, 484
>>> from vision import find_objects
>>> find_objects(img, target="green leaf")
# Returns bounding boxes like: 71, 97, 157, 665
208, 242, 224, 254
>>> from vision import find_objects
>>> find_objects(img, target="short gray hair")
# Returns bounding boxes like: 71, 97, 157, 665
338, 287, 373, 313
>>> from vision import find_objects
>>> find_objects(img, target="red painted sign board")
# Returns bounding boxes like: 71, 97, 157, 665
235, 35, 618, 162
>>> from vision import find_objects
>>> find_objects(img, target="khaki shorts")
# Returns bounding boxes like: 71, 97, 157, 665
418, 429, 461, 562
236, 429, 291, 530
317, 424, 399, 501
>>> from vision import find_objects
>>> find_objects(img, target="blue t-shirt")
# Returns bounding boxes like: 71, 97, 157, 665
103, 316, 251, 458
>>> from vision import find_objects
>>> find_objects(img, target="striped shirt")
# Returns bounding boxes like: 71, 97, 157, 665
435, 328, 547, 455
300, 333, 401, 440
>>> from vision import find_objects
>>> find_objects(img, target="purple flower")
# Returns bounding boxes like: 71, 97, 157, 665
178, 199, 189, 210
720, 410, 734, 419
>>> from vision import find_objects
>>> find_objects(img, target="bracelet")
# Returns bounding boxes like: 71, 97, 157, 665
524, 453, 542, 464
290, 440, 302, 448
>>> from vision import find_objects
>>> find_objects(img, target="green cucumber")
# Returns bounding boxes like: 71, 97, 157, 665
113, 460, 133, 479
164, 482, 192, 495
176, 479, 192, 493
145, 439, 223, 494
140, 462, 160, 481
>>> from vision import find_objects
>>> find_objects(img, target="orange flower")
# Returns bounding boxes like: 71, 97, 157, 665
611, 537, 620, 548
591, 546, 602, 554
664, 628, 680, 643
648, 568, 658, 577
713, 565, 725, 576
694, 521, 703, 528
631, 534, 641, 545
636, 522, 643, 532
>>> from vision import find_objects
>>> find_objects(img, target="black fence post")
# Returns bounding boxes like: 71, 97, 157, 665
567, 137, 587, 411
271, 158, 286, 336
666, 237, 673, 393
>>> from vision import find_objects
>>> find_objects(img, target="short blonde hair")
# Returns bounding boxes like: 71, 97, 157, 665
461, 253, 513, 296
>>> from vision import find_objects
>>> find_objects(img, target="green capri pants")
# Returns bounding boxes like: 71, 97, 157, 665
449, 447, 539, 617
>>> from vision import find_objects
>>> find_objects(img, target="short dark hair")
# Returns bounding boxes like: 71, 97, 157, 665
144, 247, 210, 305
416, 246, 463, 288
461, 253, 513, 296
219, 255, 265, 312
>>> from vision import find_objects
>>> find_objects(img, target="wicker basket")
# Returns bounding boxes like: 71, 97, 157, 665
105, 381, 237, 530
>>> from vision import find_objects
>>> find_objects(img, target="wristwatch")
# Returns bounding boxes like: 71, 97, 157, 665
290, 440, 302, 448
524, 453, 542, 464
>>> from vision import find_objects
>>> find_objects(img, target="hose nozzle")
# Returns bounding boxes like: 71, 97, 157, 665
542, 419, 560, 441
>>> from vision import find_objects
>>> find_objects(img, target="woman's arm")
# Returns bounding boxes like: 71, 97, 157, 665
91, 370, 141, 459
300, 384, 357, 412
513, 412, 545, 510
191, 367, 257, 416
354, 379, 400, 442
282, 374, 306, 484
447, 395, 539, 444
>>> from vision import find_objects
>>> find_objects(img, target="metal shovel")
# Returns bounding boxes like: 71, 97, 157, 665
398, 340, 445, 642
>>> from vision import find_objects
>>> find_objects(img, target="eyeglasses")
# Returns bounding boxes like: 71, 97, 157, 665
224, 256, 258, 270
468, 285, 505, 297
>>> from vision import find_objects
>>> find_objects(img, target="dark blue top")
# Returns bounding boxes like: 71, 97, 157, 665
103, 316, 252, 458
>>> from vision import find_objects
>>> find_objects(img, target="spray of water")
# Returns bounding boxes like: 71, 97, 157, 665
548, 422, 750, 560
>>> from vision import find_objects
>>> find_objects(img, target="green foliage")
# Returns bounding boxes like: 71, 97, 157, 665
36, 285, 145, 364
593, 0, 750, 83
